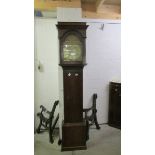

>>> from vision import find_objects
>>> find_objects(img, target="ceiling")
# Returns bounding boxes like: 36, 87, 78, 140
82, 0, 121, 5
34, 0, 121, 20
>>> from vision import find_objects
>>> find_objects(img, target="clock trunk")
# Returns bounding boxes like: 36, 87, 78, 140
63, 67, 83, 123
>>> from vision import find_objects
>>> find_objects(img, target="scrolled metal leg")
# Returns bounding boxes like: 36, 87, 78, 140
49, 114, 59, 143
36, 116, 42, 133
94, 113, 100, 130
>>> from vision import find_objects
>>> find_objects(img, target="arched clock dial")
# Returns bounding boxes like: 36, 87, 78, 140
63, 34, 82, 62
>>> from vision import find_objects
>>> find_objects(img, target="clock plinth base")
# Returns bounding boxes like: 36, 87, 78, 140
61, 120, 87, 151
61, 145, 87, 151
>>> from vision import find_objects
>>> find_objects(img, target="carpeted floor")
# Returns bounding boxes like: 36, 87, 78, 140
34, 124, 121, 155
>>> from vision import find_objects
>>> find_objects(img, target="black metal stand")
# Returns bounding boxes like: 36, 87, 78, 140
83, 94, 100, 140
36, 100, 59, 143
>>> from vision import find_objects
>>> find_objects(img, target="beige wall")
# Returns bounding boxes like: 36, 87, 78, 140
34, 18, 59, 130
34, 16, 121, 134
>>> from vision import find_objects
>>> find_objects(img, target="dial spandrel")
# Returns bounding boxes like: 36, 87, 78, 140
63, 35, 82, 61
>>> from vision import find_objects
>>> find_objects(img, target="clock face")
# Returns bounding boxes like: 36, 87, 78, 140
63, 34, 82, 62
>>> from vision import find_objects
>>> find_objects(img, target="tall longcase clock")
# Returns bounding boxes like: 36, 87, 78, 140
57, 22, 88, 151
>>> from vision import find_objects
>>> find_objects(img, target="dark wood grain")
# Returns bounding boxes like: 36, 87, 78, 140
63, 68, 83, 123
57, 22, 88, 151
108, 82, 121, 129
62, 121, 87, 151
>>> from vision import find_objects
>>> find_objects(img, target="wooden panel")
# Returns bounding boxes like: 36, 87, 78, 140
97, 4, 120, 14
82, 0, 121, 5
63, 68, 83, 123
62, 121, 87, 151
82, 2, 96, 12
34, 0, 81, 11
108, 82, 121, 129
82, 3, 121, 20
82, 10, 121, 20
104, 0, 121, 5
96, 0, 106, 12
35, 0, 59, 11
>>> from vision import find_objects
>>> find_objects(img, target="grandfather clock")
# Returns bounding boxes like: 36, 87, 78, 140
56, 22, 88, 151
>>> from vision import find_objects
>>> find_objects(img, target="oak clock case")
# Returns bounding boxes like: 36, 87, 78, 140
56, 22, 88, 151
